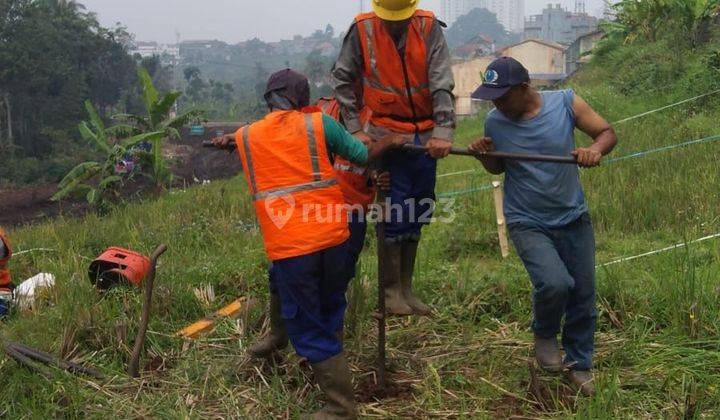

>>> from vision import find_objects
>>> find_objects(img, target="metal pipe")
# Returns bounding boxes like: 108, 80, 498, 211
3, 343, 52, 379
401, 144, 578, 164
375, 186, 387, 391
202, 141, 577, 164
7, 341, 105, 379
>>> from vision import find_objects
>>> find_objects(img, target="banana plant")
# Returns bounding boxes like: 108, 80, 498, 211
113, 67, 202, 188
52, 100, 163, 210
612, 0, 720, 45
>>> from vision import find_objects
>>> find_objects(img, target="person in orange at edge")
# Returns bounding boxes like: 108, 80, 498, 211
332, 0, 456, 316
0, 228, 14, 317
213, 69, 405, 419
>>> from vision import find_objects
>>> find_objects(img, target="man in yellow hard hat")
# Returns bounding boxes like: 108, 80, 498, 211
332, 0, 456, 316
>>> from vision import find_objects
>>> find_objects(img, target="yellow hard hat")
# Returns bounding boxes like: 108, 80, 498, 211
371, 0, 419, 21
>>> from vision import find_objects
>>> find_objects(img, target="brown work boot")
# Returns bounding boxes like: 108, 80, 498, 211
383, 242, 413, 316
248, 294, 288, 358
309, 352, 357, 419
400, 240, 431, 315
566, 369, 596, 397
534, 335, 563, 372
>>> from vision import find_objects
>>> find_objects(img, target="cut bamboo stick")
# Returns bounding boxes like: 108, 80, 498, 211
177, 297, 249, 339
492, 181, 510, 258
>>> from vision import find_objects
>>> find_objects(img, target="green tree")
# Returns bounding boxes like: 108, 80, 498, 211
0, 0, 137, 183
444, 8, 510, 48
183, 66, 208, 105
304, 49, 328, 84
325, 24, 335, 38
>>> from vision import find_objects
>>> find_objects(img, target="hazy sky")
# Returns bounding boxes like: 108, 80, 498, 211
81, 0, 606, 44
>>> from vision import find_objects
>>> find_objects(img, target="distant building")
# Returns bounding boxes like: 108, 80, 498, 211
129, 42, 181, 66
565, 30, 603, 75
179, 40, 228, 60
130, 41, 159, 58
159, 45, 181, 66
453, 34, 495, 59
524, 3, 598, 45
451, 38, 568, 115
500, 38, 567, 80
440, 0, 525, 34
451, 56, 495, 116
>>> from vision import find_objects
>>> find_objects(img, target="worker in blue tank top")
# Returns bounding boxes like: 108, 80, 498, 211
469, 57, 618, 397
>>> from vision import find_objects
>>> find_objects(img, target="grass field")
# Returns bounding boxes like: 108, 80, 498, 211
2, 45, 720, 417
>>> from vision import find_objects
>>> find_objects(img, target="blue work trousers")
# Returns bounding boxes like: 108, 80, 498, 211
385, 135, 437, 240
509, 213, 597, 371
269, 240, 351, 364
344, 217, 368, 281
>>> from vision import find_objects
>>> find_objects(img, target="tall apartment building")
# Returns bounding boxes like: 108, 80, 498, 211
440, 0, 525, 34
524, 3, 598, 45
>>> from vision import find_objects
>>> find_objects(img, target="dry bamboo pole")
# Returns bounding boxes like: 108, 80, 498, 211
128, 244, 167, 378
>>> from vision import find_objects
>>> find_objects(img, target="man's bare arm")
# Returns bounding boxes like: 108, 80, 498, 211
572, 95, 618, 167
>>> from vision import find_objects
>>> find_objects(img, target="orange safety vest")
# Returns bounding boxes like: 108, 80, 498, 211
316, 98, 376, 209
355, 10, 435, 134
0, 229, 12, 288
235, 110, 349, 261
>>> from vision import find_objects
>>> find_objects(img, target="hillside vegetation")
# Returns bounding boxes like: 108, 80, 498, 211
2, 16, 720, 420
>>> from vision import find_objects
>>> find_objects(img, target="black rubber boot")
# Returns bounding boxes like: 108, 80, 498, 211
309, 352, 357, 419
248, 294, 288, 357
383, 242, 413, 315
400, 240, 431, 315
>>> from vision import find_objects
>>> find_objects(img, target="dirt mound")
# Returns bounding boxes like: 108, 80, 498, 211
1, 125, 245, 227
0, 184, 88, 227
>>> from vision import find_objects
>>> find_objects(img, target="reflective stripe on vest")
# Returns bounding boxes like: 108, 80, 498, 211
241, 115, 336, 201
305, 114, 322, 181
316, 97, 376, 208
333, 162, 366, 176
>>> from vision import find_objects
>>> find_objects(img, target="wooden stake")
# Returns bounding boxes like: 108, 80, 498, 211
492, 181, 510, 258
128, 244, 167, 378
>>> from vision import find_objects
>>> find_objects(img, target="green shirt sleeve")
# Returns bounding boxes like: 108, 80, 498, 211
322, 114, 368, 165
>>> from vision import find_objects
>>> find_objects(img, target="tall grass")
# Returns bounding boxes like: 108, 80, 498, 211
1, 37, 720, 417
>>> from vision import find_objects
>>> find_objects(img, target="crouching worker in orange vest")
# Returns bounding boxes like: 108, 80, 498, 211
248, 98, 383, 365
213, 69, 405, 418
0, 228, 13, 317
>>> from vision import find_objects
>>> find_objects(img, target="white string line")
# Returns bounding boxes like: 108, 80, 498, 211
597, 232, 720, 268
437, 88, 720, 179
611, 88, 720, 125
13, 248, 57, 257
438, 168, 476, 178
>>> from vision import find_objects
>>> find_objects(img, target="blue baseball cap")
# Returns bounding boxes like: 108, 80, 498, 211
471, 57, 530, 101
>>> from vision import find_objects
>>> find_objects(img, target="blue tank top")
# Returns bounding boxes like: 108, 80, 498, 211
484, 89, 587, 227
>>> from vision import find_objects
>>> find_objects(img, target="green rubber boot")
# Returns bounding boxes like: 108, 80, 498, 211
400, 240, 431, 315
383, 242, 413, 316
247, 293, 288, 357
309, 352, 357, 419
